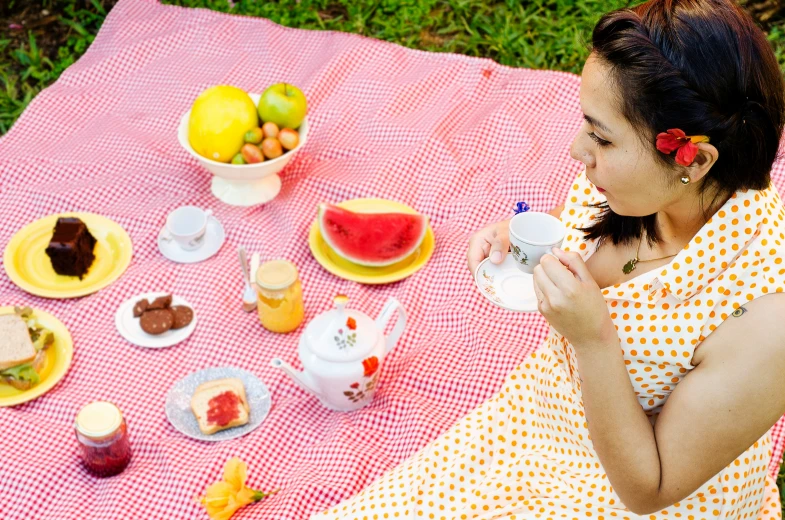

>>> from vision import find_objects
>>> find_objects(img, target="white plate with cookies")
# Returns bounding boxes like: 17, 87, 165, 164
164, 367, 271, 442
115, 292, 197, 349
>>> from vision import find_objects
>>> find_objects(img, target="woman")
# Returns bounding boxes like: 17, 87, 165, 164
313, 0, 785, 517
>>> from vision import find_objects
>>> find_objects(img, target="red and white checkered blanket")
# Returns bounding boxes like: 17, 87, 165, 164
1, 1, 783, 518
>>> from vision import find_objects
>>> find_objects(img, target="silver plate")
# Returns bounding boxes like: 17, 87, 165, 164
165, 367, 271, 442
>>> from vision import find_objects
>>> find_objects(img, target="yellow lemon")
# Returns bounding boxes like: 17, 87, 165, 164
188, 86, 258, 163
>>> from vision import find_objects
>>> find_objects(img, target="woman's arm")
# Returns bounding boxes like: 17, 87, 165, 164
533, 249, 785, 514
577, 292, 785, 514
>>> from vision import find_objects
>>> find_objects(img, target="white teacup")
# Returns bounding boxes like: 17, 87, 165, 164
508, 212, 566, 274
161, 206, 213, 251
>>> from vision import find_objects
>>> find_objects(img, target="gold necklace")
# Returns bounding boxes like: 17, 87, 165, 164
622, 235, 678, 274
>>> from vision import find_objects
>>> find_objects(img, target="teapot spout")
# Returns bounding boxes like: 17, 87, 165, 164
270, 358, 321, 397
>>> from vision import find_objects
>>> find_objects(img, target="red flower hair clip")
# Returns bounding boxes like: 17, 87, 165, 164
655, 129, 710, 166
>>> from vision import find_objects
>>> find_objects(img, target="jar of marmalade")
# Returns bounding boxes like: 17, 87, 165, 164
255, 259, 304, 333
75, 401, 132, 477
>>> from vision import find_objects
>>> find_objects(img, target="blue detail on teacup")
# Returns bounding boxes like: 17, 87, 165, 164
514, 201, 530, 215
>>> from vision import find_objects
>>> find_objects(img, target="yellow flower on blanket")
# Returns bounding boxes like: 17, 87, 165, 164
197, 457, 276, 520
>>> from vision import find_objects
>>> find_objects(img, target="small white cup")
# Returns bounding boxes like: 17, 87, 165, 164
160, 206, 213, 251
508, 212, 566, 274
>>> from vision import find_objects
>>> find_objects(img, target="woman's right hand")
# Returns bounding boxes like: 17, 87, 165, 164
467, 219, 511, 274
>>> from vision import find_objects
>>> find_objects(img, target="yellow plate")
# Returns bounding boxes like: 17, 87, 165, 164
308, 198, 435, 285
0, 307, 74, 407
3, 213, 133, 299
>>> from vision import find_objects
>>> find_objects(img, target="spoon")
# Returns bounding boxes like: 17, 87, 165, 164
238, 247, 257, 312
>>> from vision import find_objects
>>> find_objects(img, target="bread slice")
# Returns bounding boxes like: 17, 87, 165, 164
193, 378, 250, 413
2, 350, 47, 391
190, 378, 250, 435
0, 314, 36, 371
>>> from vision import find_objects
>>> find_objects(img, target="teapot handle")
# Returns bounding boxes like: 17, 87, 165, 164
375, 297, 406, 353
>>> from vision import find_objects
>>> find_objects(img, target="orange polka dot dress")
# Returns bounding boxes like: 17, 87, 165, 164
312, 170, 785, 520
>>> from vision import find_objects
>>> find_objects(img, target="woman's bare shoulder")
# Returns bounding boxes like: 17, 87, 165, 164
693, 292, 785, 366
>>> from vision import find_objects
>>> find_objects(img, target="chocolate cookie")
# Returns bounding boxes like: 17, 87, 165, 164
140, 309, 174, 335
148, 294, 172, 311
133, 299, 149, 318
170, 305, 194, 330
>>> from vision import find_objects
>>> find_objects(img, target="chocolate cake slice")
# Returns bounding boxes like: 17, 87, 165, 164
44, 217, 97, 279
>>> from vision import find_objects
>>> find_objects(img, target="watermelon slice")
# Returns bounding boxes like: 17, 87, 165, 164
318, 203, 428, 266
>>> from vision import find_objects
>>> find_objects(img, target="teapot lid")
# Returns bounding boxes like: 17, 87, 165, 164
302, 295, 378, 363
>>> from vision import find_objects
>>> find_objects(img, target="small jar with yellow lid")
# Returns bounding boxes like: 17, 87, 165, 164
255, 259, 304, 333
74, 401, 132, 477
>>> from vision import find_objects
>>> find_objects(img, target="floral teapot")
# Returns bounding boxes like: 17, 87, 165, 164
271, 294, 406, 411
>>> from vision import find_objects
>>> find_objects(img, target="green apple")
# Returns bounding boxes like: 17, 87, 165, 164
258, 83, 307, 130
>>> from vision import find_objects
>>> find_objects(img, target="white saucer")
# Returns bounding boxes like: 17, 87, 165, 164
165, 366, 271, 442
157, 216, 225, 264
115, 291, 197, 348
474, 255, 539, 312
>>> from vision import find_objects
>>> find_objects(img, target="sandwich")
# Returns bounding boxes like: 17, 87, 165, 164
190, 378, 250, 435
0, 308, 55, 390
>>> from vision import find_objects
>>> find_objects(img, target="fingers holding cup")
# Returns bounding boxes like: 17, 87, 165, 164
467, 220, 511, 273
467, 234, 490, 273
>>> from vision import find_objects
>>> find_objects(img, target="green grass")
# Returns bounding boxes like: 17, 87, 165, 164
164, 0, 634, 71
0, 0, 108, 133
2, 0, 785, 512
2, 0, 784, 134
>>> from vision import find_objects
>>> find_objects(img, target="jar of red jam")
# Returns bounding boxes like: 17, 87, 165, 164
74, 401, 132, 477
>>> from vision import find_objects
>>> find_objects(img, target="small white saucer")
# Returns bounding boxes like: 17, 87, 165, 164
115, 291, 197, 348
157, 216, 225, 264
474, 255, 539, 312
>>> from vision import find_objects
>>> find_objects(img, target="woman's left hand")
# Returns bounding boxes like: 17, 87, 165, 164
532, 248, 617, 349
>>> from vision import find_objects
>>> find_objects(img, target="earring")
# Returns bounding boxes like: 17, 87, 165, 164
680, 175, 690, 185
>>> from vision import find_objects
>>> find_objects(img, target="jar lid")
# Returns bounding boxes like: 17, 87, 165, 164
256, 260, 298, 290
75, 401, 122, 438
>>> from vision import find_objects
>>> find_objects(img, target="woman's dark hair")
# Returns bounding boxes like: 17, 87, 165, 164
582, 0, 785, 245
